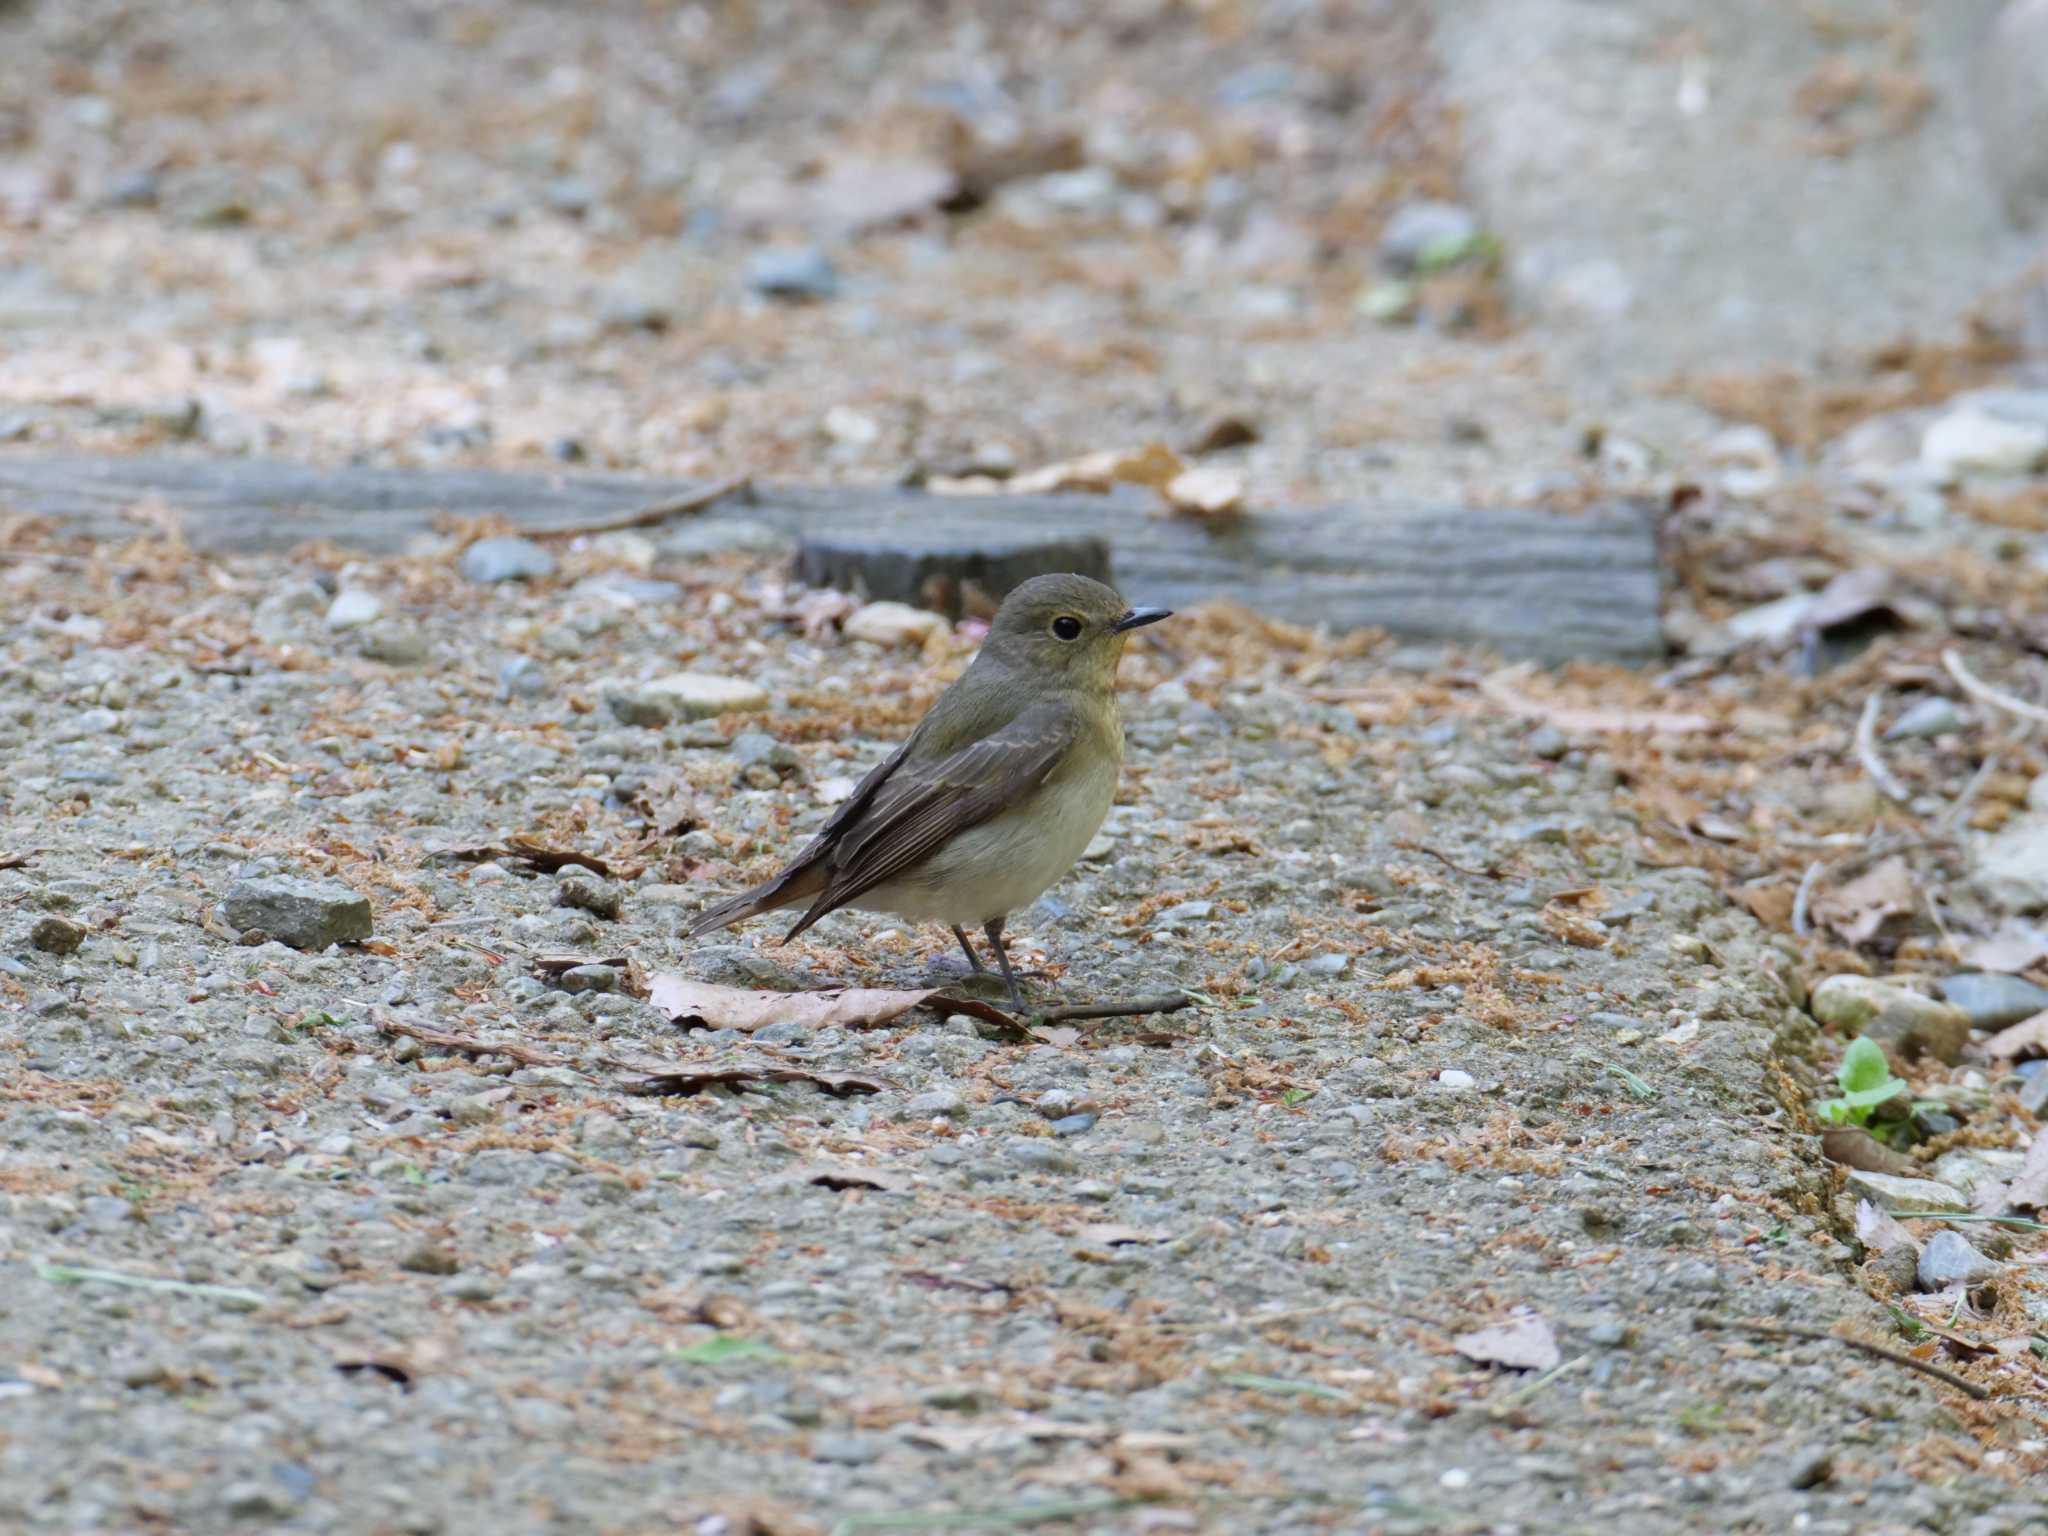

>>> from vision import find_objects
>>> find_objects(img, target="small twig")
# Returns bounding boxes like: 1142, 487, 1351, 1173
1923, 886, 1961, 966
1488, 1353, 1589, 1420
1792, 859, 1825, 937
533, 475, 751, 539
1936, 752, 2001, 835
377, 1013, 564, 1067
1854, 692, 1911, 803
1027, 992, 1194, 1026
1392, 839, 1502, 880
1694, 1314, 1989, 1400
1943, 648, 2048, 727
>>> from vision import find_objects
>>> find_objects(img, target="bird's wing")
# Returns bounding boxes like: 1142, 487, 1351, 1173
783, 701, 1079, 937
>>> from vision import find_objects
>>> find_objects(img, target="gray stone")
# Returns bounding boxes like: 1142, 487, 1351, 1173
1917, 1230, 2001, 1291
557, 879, 624, 921
460, 536, 557, 584
1938, 972, 2048, 1029
1809, 975, 1971, 1065
222, 876, 373, 951
398, 1240, 460, 1276
355, 622, 431, 665
1303, 952, 1350, 976
556, 965, 618, 994
901, 1089, 965, 1121
1006, 1139, 1075, 1174
810, 1432, 880, 1465
1155, 900, 1214, 928
746, 246, 838, 300
731, 730, 801, 781
1050, 1112, 1098, 1136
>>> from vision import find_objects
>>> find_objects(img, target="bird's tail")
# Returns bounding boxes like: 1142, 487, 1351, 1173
686, 862, 827, 940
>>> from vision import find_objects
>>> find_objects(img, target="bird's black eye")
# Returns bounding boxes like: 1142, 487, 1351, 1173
1051, 615, 1083, 641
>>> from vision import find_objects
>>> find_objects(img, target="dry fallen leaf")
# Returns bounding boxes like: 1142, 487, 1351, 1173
1821, 1127, 1919, 1177
647, 976, 1013, 1033
1982, 1009, 2048, 1060
1452, 1311, 1560, 1372
1813, 856, 1917, 946
1977, 1129, 2048, 1215
1956, 923, 2048, 974
1479, 667, 1714, 735
1009, 442, 1184, 496
1854, 1197, 1915, 1255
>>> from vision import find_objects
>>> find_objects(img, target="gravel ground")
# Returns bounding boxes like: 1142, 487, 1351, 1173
3, 531, 2045, 1536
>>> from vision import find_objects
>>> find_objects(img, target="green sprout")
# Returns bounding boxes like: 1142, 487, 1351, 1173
1815, 1037, 1905, 1130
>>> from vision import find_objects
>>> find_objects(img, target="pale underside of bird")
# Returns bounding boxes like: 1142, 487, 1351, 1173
686, 573, 1171, 1008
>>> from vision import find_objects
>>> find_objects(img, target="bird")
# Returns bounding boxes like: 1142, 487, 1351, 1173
687, 572, 1172, 1010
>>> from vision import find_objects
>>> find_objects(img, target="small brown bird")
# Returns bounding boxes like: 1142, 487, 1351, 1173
688, 573, 1171, 1008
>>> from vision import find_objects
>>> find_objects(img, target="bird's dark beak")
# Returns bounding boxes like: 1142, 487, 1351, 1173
1112, 606, 1172, 633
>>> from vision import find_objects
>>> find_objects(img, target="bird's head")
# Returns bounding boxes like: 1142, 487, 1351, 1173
979, 573, 1171, 689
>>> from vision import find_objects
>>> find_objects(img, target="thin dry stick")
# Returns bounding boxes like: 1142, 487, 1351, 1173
1943, 648, 2048, 727
1791, 859, 1825, 937
1695, 1315, 1989, 1401
377, 1013, 564, 1068
1488, 1354, 1589, 1420
1936, 752, 2002, 835
534, 475, 751, 538
1030, 993, 1194, 1026
1854, 692, 1910, 803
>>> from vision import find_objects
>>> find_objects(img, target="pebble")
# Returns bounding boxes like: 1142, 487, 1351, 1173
1917, 1230, 2001, 1291
459, 536, 558, 584
1919, 409, 2048, 479
1006, 1140, 1076, 1174
557, 879, 625, 921
443, 1273, 500, 1302
1436, 1069, 1476, 1090
731, 730, 802, 783
1155, 900, 1214, 928
1937, 973, 2048, 1030
1808, 975, 1970, 1065
843, 601, 947, 646
1050, 1112, 1098, 1137
398, 1241, 460, 1276
497, 656, 548, 699
221, 875, 373, 951
609, 672, 769, 725
747, 245, 839, 300
900, 1089, 965, 1121
556, 964, 619, 994
29, 915, 86, 955
355, 622, 431, 665
324, 589, 382, 630
1302, 952, 1350, 977
810, 1433, 880, 1465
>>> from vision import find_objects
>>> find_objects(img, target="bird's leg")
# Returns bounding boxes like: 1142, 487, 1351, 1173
950, 925, 985, 973
983, 916, 1026, 1012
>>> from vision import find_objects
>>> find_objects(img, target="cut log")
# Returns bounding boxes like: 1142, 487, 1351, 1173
0, 454, 1665, 662
792, 531, 1112, 619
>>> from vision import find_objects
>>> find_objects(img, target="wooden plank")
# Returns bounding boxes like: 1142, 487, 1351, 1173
0, 454, 1665, 662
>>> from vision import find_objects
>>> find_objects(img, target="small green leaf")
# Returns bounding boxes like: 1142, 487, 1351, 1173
1279, 1087, 1311, 1106
1837, 1037, 1897, 1097
671, 1335, 787, 1366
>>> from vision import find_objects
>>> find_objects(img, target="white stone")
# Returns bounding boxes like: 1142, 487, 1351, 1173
324, 589, 382, 630
611, 672, 769, 725
843, 601, 946, 646
1920, 408, 2048, 479
1842, 1170, 1968, 1214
